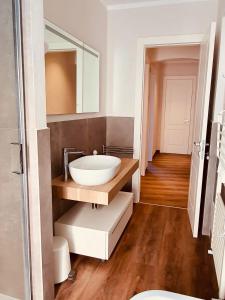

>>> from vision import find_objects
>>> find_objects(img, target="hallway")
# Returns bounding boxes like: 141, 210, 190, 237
141, 153, 191, 208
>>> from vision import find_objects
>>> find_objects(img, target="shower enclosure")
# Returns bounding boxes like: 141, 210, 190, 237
0, 0, 31, 299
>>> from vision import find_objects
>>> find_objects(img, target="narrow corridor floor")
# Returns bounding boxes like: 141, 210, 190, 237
141, 153, 191, 208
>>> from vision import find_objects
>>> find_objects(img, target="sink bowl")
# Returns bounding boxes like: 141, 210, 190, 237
69, 155, 121, 186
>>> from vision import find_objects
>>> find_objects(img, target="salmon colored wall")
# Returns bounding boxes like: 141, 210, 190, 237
161, 61, 199, 76
149, 45, 200, 62
146, 45, 200, 158
45, 51, 76, 115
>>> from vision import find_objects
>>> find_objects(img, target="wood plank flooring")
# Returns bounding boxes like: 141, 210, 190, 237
141, 153, 191, 208
55, 204, 218, 300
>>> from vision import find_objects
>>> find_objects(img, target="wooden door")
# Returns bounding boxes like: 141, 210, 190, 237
188, 22, 216, 238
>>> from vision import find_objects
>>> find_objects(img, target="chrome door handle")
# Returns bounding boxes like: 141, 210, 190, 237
194, 141, 201, 146
184, 119, 190, 124
10, 142, 23, 175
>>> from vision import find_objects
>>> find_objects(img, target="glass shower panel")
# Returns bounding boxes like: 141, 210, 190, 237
0, 1, 31, 299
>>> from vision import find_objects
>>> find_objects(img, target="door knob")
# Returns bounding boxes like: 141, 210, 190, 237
194, 141, 201, 146
184, 119, 190, 123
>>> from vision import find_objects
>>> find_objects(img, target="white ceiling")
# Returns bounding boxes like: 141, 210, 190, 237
100, 0, 208, 10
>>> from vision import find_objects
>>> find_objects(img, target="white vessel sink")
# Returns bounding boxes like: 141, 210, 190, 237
69, 155, 121, 186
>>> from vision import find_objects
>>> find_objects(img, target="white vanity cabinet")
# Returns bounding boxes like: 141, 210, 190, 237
54, 192, 133, 260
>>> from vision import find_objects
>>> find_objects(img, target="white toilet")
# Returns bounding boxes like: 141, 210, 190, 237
130, 290, 202, 300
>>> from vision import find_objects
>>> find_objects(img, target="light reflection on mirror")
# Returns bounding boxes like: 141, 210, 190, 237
44, 22, 100, 115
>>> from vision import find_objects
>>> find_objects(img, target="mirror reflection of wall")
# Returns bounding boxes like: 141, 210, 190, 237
45, 51, 77, 115
44, 21, 100, 115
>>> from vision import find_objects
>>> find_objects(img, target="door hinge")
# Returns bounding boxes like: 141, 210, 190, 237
10, 142, 24, 175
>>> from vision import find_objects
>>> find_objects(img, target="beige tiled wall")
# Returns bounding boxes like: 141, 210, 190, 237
48, 117, 106, 178
48, 116, 134, 221
106, 117, 134, 147
48, 117, 106, 221
37, 128, 54, 300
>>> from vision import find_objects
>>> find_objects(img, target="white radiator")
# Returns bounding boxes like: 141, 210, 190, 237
212, 194, 225, 298
211, 111, 225, 299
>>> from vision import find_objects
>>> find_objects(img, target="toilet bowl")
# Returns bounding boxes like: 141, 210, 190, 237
130, 290, 202, 300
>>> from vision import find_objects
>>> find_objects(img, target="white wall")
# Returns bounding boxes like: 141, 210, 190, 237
44, 0, 107, 122
106, 0, 218, 117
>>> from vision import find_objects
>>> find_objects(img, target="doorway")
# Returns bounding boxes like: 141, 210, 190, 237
140, 46, 199, 209
133, 25, 216, 238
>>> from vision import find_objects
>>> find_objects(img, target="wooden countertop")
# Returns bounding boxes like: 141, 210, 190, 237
52, 158, 139, 205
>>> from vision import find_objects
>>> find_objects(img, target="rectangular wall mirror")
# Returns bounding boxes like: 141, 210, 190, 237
44, 21, 100, 115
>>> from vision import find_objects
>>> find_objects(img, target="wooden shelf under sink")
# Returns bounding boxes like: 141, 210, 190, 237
52, 158, 139, 205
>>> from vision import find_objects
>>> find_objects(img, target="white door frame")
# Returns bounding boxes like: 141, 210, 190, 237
160, 75, 197, 154
148, 73, 157, 162
140, 63, 151, 176
132, 34, 204, 202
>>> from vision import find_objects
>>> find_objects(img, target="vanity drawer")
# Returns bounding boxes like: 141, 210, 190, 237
54, 191, 133, 260
55, 224, 107, 259
107, 200, 133, 259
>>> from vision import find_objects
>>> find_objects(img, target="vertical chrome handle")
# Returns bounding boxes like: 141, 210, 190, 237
10, 143, 23, 175
63, 148, 85, 181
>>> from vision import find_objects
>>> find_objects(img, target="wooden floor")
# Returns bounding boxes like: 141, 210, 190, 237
141, 153, 191, 208
55, 204, 218, 300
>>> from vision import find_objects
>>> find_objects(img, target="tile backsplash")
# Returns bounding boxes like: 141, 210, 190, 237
106, 117, 134, 147
48, 116, 134, 221
48, 117, 106, 178
48, 117, 106, 221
